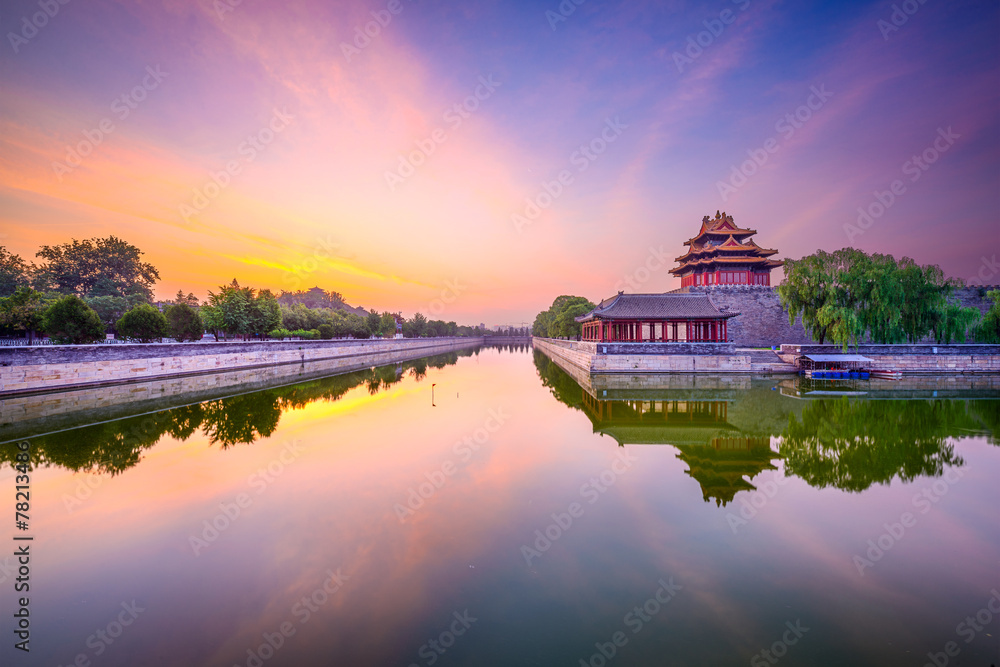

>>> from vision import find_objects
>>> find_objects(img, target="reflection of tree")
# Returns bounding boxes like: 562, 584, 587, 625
200, 392, 282, 448
533, 349, 587, 411
968, 400, 1000, 446
15, 410, 179, 476
533, 346, 998, 499
778, 399, 979, 492
1, 350, 472, 475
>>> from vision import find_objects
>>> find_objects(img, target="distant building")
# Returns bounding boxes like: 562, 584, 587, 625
576, 292, 738, 342
670, 211, 783, 287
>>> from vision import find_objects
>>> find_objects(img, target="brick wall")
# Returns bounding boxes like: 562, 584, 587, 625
683, 285, 811, 347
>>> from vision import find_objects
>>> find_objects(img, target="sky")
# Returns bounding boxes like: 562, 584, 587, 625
0, 0, 997, 326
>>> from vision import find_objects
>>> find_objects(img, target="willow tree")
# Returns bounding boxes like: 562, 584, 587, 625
778, 248, 867, 347
780, 248, 980, 348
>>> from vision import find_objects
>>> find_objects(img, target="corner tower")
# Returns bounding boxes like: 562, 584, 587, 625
669, 211, 783, 287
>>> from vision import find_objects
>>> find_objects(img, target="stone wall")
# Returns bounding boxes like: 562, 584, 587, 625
533, 338, 756, 374
0, 338, 482, 395
777, 343, 1000, 374
682, 285, 811, 347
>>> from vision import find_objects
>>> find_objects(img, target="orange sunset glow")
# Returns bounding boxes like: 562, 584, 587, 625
2, 0, 997, 324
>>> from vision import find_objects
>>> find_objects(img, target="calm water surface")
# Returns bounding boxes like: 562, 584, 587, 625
3, 344, 999, 666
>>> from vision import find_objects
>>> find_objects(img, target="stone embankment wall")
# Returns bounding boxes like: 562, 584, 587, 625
0, 338, 482, 395
533, 338, 756, 374
682, 285, 998, 348
778, 344, 1000, 374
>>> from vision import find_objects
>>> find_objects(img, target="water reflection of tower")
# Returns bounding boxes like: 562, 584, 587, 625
581, 395, 781, 507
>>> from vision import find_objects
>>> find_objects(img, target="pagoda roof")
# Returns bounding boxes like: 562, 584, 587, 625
575, 292, 739, 322
675, 237, 779, 263
684, 213, 757, 246
669, 256, 784, 275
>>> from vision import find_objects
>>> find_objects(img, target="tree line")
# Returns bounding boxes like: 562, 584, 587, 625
0, 238, 488, 344
779, 248, 999, 348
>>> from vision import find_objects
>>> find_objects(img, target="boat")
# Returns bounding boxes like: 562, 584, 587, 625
869, 370, 903, 379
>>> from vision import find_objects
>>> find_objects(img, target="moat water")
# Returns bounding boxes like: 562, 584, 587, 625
2, 344, 998, 666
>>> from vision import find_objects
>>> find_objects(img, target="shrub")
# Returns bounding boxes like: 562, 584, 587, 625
289, 328, 318, 340
116, 304, 168, 343
268, 328, 292, 340
164, 303, 203, 342
42, 295, 105, 344
317, 324, 335, 339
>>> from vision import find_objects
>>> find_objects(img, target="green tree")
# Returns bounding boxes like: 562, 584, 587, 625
42, 294, 105, 344
0, 246, 30, 297
403, 312, 427, 338
250, 289, 282, 337
164, 303, 204, 342
365, 309, 381, 337
379, 311, 398, 337
972, 290, 1000, 343
206, 279, 252, 340
85, 295, 130, 334
116, 304, 168, 343
779, 249, 866, 346
779, 249, 978, 348
201, 304, 224, 341
532, 295, 595, 339
172, 289, 200, 307
0, 287, 48, 342
34, 236, 160, 301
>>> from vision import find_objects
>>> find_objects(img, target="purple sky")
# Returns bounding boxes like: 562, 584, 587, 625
1, 0, 997, 323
